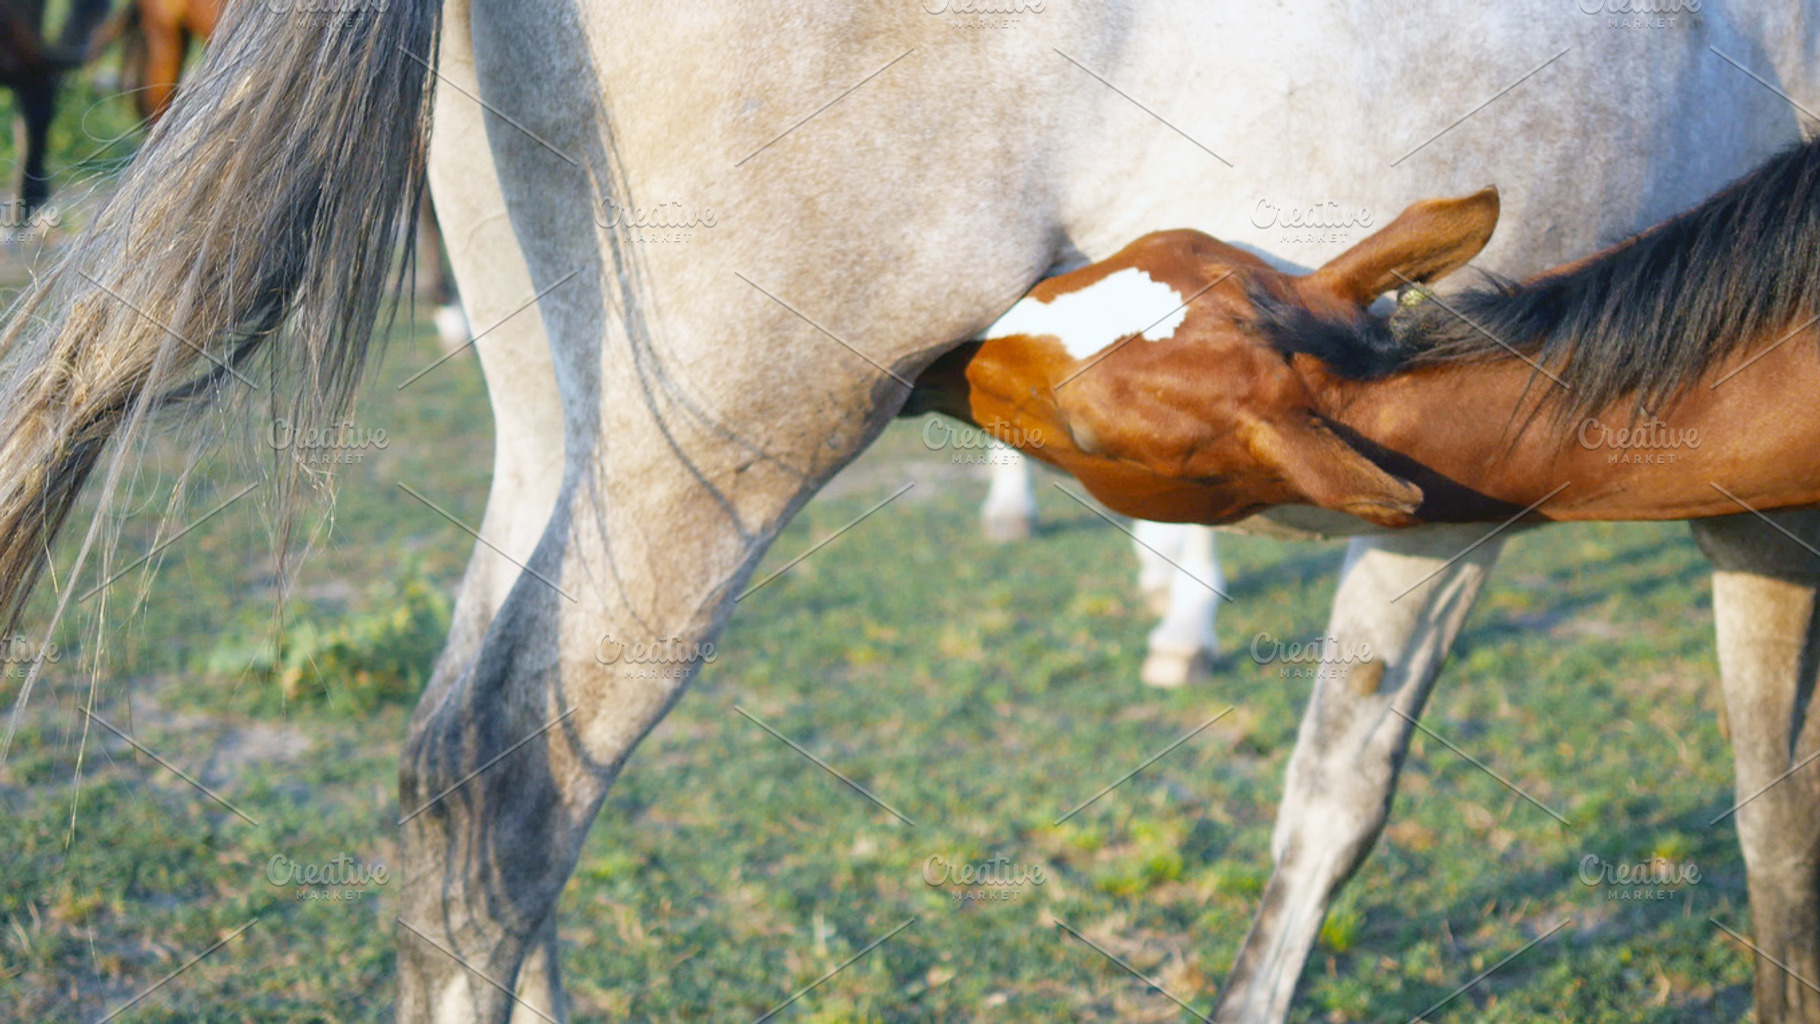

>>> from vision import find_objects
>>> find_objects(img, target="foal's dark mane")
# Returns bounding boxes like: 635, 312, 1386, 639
1256, 135, 1820, 424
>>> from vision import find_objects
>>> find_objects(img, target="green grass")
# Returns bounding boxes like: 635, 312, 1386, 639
0, 323, 1755, 1021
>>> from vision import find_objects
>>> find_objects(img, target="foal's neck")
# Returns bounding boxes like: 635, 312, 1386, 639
1305, 318, 1820, 522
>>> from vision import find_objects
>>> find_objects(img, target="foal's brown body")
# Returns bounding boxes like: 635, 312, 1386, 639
914, 168, 1820, 528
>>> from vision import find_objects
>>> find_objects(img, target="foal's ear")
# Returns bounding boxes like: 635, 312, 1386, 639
1304, 187, 1500, 307
1251, 415, 1424, 527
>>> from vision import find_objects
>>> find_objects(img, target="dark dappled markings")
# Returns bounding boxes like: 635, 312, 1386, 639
395, 918, 560, 1024
396, 706, 578, 825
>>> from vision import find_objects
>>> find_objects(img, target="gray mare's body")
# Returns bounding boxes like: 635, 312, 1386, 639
415, 3, 1820, 1021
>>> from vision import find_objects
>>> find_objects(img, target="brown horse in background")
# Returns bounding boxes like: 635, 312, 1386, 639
95, 0, 215, 124
0, 0, 112, 210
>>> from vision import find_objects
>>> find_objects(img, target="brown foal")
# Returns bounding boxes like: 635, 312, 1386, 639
910, 137, 1820, 528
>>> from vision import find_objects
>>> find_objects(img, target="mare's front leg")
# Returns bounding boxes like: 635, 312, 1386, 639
1214, 525, 1508, 1023
1695, 511, 1820, 1024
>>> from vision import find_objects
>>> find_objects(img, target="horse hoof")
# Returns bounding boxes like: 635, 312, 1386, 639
981, 513, 1033, 543
1141, 647, 1216, 688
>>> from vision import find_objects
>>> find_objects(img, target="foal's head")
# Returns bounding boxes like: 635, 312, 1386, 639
1046, 187, 1501, 526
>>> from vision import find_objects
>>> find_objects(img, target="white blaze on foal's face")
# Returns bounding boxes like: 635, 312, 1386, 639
980, 267, 1189, 359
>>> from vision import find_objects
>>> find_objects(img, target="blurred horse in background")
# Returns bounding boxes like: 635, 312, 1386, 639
95, 0, 215, 123
100, 0, 469, 348
0, 0, 112, 211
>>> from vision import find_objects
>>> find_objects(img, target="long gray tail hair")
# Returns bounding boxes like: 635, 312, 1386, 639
0, 0, 441, 672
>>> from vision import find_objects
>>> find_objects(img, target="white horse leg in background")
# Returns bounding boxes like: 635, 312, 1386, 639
1133, 520, 1223, 687
980, 443, 1038, 541
981, 445, 1225, 686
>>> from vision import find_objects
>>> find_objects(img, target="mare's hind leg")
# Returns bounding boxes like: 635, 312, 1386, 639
1214, 525, 1508, 1023
1695, 511, 1820, 1024
397, 5, 981, 1018
393, 309, 910, 1024
417, 0, 566, 743
410, 9, 568, 1017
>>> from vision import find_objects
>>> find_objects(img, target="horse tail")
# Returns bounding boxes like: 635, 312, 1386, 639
0, 0, 441, 639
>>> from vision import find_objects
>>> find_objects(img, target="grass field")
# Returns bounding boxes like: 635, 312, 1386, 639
0, 318, 1759, 1022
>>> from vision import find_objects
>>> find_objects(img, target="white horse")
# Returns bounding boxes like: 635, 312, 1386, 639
3, 3, 1819, 1022
982, 446, 1223, 687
